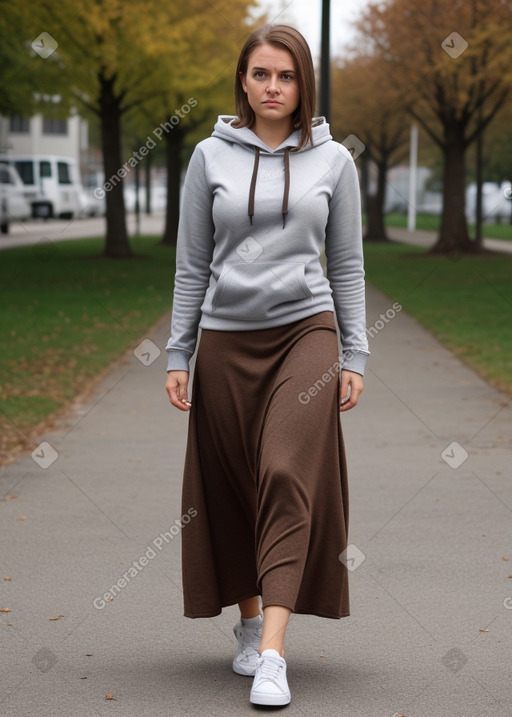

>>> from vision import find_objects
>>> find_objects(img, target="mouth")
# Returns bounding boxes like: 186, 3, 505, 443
263, 100, 282, 106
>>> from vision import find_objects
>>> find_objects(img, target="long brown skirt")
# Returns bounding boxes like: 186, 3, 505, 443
180, 310, 350, 619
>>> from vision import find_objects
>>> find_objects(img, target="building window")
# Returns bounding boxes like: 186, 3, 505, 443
57, 161, 72, 185
43, 118, 68, 135
9, 116, 30, 133
14, 161, 34, 185
40, 161, 51, 178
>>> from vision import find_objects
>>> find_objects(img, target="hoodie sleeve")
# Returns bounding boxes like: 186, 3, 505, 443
325, 147, 370, 375
165, 145, 215, 371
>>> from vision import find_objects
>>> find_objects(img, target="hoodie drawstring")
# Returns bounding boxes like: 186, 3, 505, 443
248, 147, 260, 226
282, 148, 290, 229
248, 146, 291, 229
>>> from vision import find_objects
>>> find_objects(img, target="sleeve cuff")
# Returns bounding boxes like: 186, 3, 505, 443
341, 349, 369, 376
166, 349, 191, 372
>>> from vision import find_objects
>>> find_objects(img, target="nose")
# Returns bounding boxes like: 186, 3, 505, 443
266, 74, 280, 94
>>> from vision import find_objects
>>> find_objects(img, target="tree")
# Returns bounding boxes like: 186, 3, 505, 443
9, 0, 256, 257
357, 0, 512, 254
138, 5, 256, 246
331, 55, 409, 241
0, 5, 72, 147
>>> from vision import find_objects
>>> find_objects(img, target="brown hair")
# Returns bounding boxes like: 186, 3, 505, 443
233, 24, 317, 150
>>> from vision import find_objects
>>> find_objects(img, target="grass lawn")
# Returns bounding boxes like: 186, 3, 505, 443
1, 234, 510, 466
383, 212, 512, 240
363, 242, 512, 395
0, 236, 175, 465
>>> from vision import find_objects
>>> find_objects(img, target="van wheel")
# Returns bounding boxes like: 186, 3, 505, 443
0, 221, 8, 234
33, 203, 53, 219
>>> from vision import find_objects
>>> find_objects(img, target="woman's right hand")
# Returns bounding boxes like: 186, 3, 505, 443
166, 370, 192, 411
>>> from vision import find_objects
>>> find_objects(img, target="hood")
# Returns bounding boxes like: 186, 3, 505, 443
212, 114, 332, 152
211, 115, 333, 228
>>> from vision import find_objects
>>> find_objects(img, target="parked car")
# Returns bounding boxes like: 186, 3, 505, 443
79, 186, 105, 217
0, 163, 31, 234
0, 154, 84, 219
123, 182, 168, 213
466, 181, 512, 223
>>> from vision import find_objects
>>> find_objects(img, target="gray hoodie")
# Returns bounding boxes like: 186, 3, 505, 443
166, 115, 369, 374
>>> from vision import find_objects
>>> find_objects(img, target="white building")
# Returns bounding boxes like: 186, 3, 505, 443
0, 108, 90, 178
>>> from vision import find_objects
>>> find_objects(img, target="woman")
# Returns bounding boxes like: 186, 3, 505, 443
165, 24, 369, 707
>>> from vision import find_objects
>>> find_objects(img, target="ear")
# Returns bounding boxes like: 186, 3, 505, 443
239, 71, 248, 93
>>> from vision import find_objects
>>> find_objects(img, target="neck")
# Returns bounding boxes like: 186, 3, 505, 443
252, 117, 294, 150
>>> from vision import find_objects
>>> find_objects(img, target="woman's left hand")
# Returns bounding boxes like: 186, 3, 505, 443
339, 370, 363, 412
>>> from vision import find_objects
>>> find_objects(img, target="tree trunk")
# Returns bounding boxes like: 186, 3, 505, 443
98, 73, 131, 258
431, 126, 475, 254
160, 126, 183, 246
364, 160, 389, 241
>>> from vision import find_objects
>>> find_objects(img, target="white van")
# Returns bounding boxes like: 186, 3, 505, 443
0, 163, 31, 234
0, 155, 83, 219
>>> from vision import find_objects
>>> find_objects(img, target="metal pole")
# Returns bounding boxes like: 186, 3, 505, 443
475, 106, 483, 245
320, 0, 331, 120
407, 123, 418, 232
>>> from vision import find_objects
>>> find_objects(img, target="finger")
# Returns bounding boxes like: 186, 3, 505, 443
170, 388, 191, 411
176, 378, 191, 408
339, 373, 351, 405
340, 377, 350, 403
339, 373, 363, 412
339, 387, 361, 412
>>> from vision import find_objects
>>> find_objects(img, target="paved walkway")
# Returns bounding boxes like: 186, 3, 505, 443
2, 214, 512, 255
0, 213, 166, 250
2, 223, 512, 714
387, 226, 512, 254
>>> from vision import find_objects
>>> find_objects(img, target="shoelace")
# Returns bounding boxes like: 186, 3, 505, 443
257, 656, 283, 680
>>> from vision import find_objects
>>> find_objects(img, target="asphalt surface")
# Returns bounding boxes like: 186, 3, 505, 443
0, 213, 167, 250
1, 226, 512, 716
2, 213, 512, 255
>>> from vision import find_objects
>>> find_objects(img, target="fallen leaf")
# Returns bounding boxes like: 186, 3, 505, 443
105, 694, 116, 701
85, 654, 93, 657
479, 628, 490, 632
17, 516, 27, 521
502, 557, 510, 561
80, 676, 87, 680
0, 607, 11, 612
4, 577, 11, 581
508, 575, 512, 579
49, 615, 64, 621
3, 494, 19, 501
7, 623, 12, 626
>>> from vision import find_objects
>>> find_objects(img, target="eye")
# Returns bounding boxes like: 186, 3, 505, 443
281, 74, 294, 81
254, 71, 266, 79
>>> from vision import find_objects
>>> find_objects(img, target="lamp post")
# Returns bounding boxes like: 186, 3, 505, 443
320, 0, 331, 120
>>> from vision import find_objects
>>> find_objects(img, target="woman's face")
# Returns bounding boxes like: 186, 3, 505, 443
240, 43, 300, 127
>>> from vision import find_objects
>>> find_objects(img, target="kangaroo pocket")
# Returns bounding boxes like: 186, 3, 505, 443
211, 261, 313, 321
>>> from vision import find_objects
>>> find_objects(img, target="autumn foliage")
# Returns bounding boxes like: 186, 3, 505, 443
347, 0, 512, 252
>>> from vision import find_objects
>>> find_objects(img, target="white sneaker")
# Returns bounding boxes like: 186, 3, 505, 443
249, 649, 291, 706
232, 617, 262, 676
